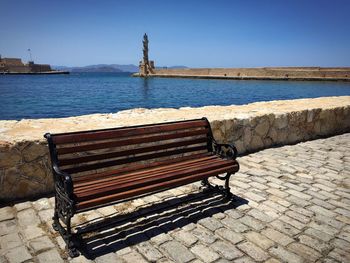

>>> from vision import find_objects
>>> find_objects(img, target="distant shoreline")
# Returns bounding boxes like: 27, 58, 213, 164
1, 71, 69, 75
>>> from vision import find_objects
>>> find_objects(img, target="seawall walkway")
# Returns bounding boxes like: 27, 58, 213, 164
0, 133, 349, 262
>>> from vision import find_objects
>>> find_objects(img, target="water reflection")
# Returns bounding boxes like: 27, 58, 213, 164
141, 78, 149, 99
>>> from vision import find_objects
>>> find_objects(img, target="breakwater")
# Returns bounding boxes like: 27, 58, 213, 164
134, 67, 350, 81
0, 96, 349, 202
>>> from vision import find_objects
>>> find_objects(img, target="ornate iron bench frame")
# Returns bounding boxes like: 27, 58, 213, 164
44, 118, 239, 257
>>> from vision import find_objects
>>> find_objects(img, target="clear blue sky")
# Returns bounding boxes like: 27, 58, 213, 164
1, 0, 349, 67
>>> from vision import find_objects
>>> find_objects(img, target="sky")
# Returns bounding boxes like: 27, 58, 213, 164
1, 0, 350, 67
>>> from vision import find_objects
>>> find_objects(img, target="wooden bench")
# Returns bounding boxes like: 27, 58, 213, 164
44, 118, 239, 257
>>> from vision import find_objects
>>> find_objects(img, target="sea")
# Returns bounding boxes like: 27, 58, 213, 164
1, 72, 350, 120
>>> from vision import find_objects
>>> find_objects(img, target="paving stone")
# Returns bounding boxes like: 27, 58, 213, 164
146, 226, 173, 245
215, 228, 244, 244
29, 236, 55, 253
70, 255, 95, 262
285, 210, 310, 224
279, 215, 305, 230
289, 205, 314, 217
224, 209, 244, 219
14, 201, 32, 211
0, 207, 15, 222
285, 195, 311, 207
172, 230, 198, 246
17, 209, 40, 226
247, 208, 273, 222
261, 228, 294, 246
332, 238, 350, 252
136, 241, 163, 261
297, 235, 331, 253
315, 214, 345, 229
91, 253, 122, 263
191, 227, 217, 244
328, 248, 350, 262
32, 198, 51, 211
211, 240, 243, 260
335, 208, 350, 217
4, 245, 32, 263
288, 242, 322, 262
161, 241, 195, 263
269, 245, 303, 263
239, 215, 265, 230
269, 195, 291, 208
55, 235, 66, 251
38, 209, 54, 223
233, 256, 256, 263
37, 249, 63, 262
263, 200, 287, 213
221, 217, 249, 233
338, 231, 350, 243
270, 220, 301, 236
304, 227, 333, 242
256, 204, 280, 219
198, 217, 223, 231
244, 192, 266, 202
311, 198, 337, 210
245, 231, 275, 249
0, 233, 23, 250
191, 244, 220, 263
20, 225, 45, 240
237, 241, 270, 261
308, 221, 338, 236
0, 219, 17, 236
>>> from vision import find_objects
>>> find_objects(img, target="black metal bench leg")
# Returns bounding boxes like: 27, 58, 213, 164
52, 195, 59, 231
66, 216, 79, 258
214, 172, 234, 199
224, 173, 233, 199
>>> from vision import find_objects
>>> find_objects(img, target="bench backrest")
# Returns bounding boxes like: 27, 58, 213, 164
45, 118, 213, 177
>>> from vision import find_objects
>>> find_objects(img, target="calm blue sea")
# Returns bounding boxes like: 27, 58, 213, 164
0, 72, 350, 120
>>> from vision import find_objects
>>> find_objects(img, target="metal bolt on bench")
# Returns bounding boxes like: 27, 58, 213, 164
44, 117, 239, 257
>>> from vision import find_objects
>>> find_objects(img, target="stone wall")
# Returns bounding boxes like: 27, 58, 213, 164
148, 67, 350, 81
0, 96, 349, 202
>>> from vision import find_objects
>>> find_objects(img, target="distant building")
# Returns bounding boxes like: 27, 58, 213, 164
0, 56, 53, 73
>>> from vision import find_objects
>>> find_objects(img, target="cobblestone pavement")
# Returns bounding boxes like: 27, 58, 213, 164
1, 134, 350, 263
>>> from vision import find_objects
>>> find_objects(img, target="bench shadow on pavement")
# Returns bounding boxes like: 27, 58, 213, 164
73, 190, 248, 260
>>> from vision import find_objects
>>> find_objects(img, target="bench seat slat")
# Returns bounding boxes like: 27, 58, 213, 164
74, 154, 217, 188
72, 152, 212, 184
57, 128, 209, 155
76, 165, 238, 210
59, 137, 207, 166
75, 160, 237, 199
53, 119, 208, 144
63, 145, 208, 174
74, 156, 227, 193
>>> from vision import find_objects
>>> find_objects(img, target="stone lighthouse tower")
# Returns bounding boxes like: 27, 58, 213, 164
139, 33, 155, 76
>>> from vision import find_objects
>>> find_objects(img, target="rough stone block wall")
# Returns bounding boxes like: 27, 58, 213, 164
152, 67, 350, 80
0, 96, 349, 202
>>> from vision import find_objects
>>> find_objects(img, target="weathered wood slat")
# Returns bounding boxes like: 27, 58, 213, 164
62, 145, 208, 174
74, 157, 232, 193
74, 154, 217, 187
53, 119, 207, 144
72, 152, 212, 184
76, 165, 238, 210
59, 137, 207, 166
57, 128, 209, 155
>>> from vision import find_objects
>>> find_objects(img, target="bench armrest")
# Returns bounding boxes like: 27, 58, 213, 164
213, 141, 238, 160
53, 165, 73, 196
